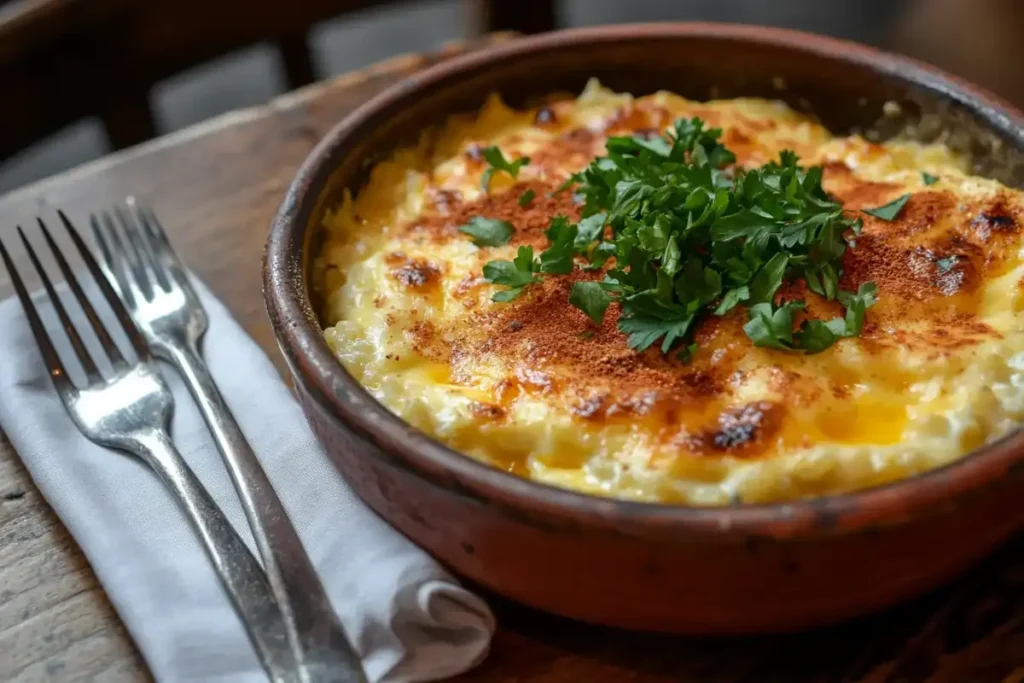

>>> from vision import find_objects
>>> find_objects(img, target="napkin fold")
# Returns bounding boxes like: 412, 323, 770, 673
0, 277, 494, 683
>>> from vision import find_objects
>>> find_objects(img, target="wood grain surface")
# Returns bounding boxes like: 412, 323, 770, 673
1, 33, 1023, 683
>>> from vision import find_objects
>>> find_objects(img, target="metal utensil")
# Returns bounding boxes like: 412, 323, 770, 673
0, 215, 299, 683
92, 200, 366, 683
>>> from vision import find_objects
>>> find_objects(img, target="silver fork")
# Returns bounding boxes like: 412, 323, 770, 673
0, 216, 298, 683
92, 200, 366, 683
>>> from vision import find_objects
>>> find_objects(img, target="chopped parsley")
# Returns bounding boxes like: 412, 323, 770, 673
517, 188, 536, 207
483, 116, 878, 355
482, 245, 539, 301
481, 146, 529, 192
458, 216, 515, 247
569, 282, 612, 325
863, 193, 911, 221
921, 171, 939, 186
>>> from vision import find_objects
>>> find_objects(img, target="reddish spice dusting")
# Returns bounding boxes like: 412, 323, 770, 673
528, 127, 601, 178
407, 180, 580, 250
369, 100, 1018, 460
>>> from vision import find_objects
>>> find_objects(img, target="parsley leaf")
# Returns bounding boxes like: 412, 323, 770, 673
795, 319, 840, 353
458, 216, 515, 247
484, 114, 878, 356
574, 212, 607, 251
517, 189, 536, 207
744, 301, 803, 351
748, 253, 789, 304
921, 172, 939, 186
619, 315, 696, 353
863, 194, 911, 221
482, 245, 539, 301
481, 146, 530, 192
837, 281, 878, 336
569, 282, 613, 325
539, 216, 578, 274
715, 286, 749, 315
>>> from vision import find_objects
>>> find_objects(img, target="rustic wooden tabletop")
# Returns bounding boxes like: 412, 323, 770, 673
1, 33, 1023, 683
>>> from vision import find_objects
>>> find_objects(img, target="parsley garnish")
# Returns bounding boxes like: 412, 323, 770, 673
517, 189, 536, 207
483, 116, 877, 355
481, 146, 530, 192
863, 193, 911, 221
569, 282, 612, 325
482, 245, 539, 301
458, 216, 515, 247
539, 216, 578, 274
921, 172, 939, 186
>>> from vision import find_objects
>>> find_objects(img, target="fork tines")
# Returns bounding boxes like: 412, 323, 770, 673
0, 211, 149, 391
91, 199, 181, 308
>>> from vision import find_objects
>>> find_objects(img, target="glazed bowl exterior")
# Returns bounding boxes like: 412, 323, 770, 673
264, 23, 1024, 633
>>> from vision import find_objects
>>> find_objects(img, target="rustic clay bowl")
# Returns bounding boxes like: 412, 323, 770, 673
265, 23, 1024, 633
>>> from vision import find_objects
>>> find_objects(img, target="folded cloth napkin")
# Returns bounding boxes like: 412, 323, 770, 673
0, 276, 494, 683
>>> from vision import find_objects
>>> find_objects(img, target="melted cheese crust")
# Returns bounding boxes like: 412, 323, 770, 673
318, 80, 1024, 505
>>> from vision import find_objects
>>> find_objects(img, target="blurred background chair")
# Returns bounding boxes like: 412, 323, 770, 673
1, 0, 1020, 195
0, 0, 555, 160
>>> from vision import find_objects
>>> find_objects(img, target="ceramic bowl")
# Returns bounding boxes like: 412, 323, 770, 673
264, 23, 1024, 633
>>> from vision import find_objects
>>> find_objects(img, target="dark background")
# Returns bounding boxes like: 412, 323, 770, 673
1, 0, 1019, 195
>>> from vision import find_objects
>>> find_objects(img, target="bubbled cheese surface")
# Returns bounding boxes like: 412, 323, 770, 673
317, 80, 1024, 505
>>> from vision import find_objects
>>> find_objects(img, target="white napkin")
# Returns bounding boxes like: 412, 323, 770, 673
0, 277, 495, 683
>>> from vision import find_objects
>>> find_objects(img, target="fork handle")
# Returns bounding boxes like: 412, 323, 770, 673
135, 430, 299, 683
167, 342, 367, 683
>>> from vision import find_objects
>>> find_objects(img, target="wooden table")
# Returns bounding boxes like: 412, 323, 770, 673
2, 34, 1023, 683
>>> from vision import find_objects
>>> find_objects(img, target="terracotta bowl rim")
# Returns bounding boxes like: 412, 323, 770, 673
265, 22, 1024, 537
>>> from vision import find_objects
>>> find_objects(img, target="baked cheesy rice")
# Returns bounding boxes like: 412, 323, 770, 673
316, 80, 1024, 505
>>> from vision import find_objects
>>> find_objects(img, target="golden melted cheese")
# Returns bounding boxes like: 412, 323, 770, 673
317, 80, 1024, 505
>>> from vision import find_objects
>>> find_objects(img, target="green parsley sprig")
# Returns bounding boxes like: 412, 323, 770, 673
480, 146, 530, 192
476, 117, 878, 356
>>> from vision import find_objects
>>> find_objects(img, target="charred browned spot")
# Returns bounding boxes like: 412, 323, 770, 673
723, 128, 753, 147
604, 102, 672, 135
465, 143, 484, 162
469, 402, 506, 420
571, 394, 607, 419
506, 320, 524, 333
606, 391, 659, 418
971, 204, 1018, 240
373, 295, 387, 309
390, 258, 441, 291
685, 402, 782, 456
454, 274, 487, 297
385, 251, 407, 265
535, 106, 556, 125
676, 371, 722, 398
570, 389, 663, 422
429, 188, 462, 214
516, 366, 553, 392
495, 378, 523, 406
